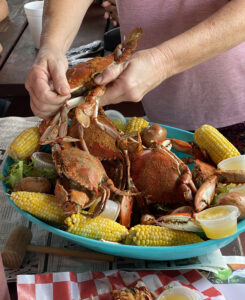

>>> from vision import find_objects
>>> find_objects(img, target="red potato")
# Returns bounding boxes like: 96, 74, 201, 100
141, 124, 167, 147
14, 177, 52, 194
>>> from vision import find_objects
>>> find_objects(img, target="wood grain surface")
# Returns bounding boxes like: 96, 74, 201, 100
0, 3, 106, 97
0, 0, 30, 70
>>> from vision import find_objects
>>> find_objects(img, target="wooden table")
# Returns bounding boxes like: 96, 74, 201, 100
0, 0, 144, 116
0, 1, 106, 96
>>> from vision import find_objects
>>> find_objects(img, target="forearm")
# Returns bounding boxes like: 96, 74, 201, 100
41, 0, 93, 53
157, 0, 245, 78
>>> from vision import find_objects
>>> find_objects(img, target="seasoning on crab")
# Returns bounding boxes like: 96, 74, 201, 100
10, 191, 65, 224
64, 212, 128, 242
128, 135, 197, 209
53, 145, 137, 228
125, 224, 203, 246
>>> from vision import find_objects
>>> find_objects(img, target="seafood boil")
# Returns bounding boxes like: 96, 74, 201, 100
3, 27, 245, 248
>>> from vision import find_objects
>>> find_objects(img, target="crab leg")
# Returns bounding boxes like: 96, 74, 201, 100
92, 95, 119, 139
77, 124, 89, 153
76, 85, 120, 140
85, 186, 110, 218
40, 96, 85, 145
115, 27, 143, 63
39, 111, 61, 145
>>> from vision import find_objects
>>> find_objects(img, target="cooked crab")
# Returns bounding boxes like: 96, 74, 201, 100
39, 27, 143, 148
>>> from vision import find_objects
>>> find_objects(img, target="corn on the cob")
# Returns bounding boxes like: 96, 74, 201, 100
125, 224, 203, 246
10, 191, 65, 224
64, 212, 128, 242
8, 126, 40, 161
125, 117, 149, 134
194, 124, 240, 165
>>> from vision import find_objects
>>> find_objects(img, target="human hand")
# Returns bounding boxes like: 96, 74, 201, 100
102, 0, 119, 27
94, 47, 168, 106
25, 45, 70, 120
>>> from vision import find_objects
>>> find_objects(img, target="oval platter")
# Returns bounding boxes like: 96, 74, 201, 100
2, 123, 245, 260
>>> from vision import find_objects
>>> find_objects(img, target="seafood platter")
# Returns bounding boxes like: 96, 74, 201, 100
1, 28, 245, 260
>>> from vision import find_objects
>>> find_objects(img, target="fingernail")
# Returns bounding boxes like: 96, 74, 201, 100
95, 74, 103, 84
60, 86, 70, 95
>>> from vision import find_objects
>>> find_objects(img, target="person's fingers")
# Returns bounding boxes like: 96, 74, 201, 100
48, 59, 70, 96
104, 11, 110, 19
30, 91, 63, 119
104, 5, 116, 14
100, 75, 142, 106
26, 66, 69, 105
102, 1, 116, 8
102, 1, 118, 24
112, 19, 118, 27
94, 62, 127, 85
99, 80, 125, 106
26, 64, 69, 119
106, 6, 119, 23
101, 1, 110, 8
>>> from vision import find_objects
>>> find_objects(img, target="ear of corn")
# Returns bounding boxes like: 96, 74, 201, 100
64, 212, 128, 242
125, 117, 149, 134
125, 224, 203, 246
10, 191, 65, 224
8, 127, 40, 161
194, 124, 240, 165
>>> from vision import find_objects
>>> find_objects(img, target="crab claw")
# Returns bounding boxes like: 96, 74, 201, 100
120, 195, 134, 228
194, 175, 218, 212
171, 206, 194, 214
215, 170, 245, 183
157, 213, 203, 232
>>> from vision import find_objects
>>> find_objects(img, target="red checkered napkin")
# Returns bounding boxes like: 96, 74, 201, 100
17, 269, 225, 300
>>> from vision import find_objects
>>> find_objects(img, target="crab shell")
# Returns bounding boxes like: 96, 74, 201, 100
53, 146, 136, 227
54, 147, 107, 194
67, 55, 115, 93
83, 108, 123, 160
129, 146, 196, 208
53, 146, 108, 212
157, 213, 203, 232
66, 27, 143, 94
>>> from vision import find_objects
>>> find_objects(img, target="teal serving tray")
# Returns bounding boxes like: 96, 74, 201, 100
2, 124, 245, 260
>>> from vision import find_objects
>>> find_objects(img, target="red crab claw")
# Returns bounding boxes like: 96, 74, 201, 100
120, 194, 134, 228
215, 170, 245, 183
55, 179, 91, 214
115, 27, 143, 63
170, 139, 210, 162
157, 213, 203, 232
192, 159, 217, 188
75, 85, 106, 128
194, 175, 218, 212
